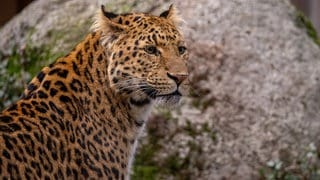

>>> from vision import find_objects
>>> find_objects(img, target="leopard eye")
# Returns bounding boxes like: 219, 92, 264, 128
178, 46, 187, 55
144, 45, 158, 55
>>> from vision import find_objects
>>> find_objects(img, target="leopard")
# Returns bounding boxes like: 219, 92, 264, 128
0, 4, 189, 180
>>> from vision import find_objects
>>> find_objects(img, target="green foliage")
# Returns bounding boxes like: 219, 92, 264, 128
132, 111, 217, 179
132, 145, 160, 179
202, 122, 217, 141
295, 10, 320, 46
259, 144, 320, 180
132, 132, 162, 180
0, 44, 61, 110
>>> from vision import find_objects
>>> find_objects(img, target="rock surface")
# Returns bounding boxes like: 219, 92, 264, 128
1, 0, 320, 179
172, 0, 320, 179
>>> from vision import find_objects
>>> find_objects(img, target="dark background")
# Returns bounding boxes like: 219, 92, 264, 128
0, 0, 33, 26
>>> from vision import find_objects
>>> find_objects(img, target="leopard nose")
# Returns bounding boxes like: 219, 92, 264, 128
167, 72, 188, 85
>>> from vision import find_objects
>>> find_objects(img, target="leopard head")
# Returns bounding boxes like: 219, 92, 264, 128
93, 5, 189, 105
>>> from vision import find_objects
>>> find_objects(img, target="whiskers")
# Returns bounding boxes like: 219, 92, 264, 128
112, 77, 183, 107
112, 77, 157, 99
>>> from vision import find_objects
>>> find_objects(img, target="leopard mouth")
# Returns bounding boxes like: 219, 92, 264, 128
141, 86, 182, 101
155, 90, 182, 105
156, 90, 182, 98
141, 87, 182, 105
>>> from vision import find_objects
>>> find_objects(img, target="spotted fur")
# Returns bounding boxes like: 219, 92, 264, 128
0, 5, 189, 179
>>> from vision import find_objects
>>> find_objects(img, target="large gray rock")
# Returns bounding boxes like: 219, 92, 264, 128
173, 0, 320, 178
0, 0, 98, 55
1, 0, 320, 179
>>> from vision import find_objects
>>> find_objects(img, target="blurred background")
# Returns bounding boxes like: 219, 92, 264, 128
291, 0, 320, 33
1, 0, 320, 33
0, 0, 33, 26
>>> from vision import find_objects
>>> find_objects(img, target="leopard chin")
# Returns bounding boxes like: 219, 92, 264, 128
155, 90, 182, 106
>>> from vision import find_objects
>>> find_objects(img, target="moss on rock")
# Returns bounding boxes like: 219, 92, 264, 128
295, 10, 320, 46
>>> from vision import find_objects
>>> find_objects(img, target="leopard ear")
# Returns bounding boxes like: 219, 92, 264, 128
91, 5, 128, 46
100, 5, 118, 19
159, 4, 182, 25
91, 5, 128, 34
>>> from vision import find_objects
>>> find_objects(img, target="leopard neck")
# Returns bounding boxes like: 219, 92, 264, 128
15, 31, 150, 179
65, 31, 152, 133
68, 31, 153, 175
